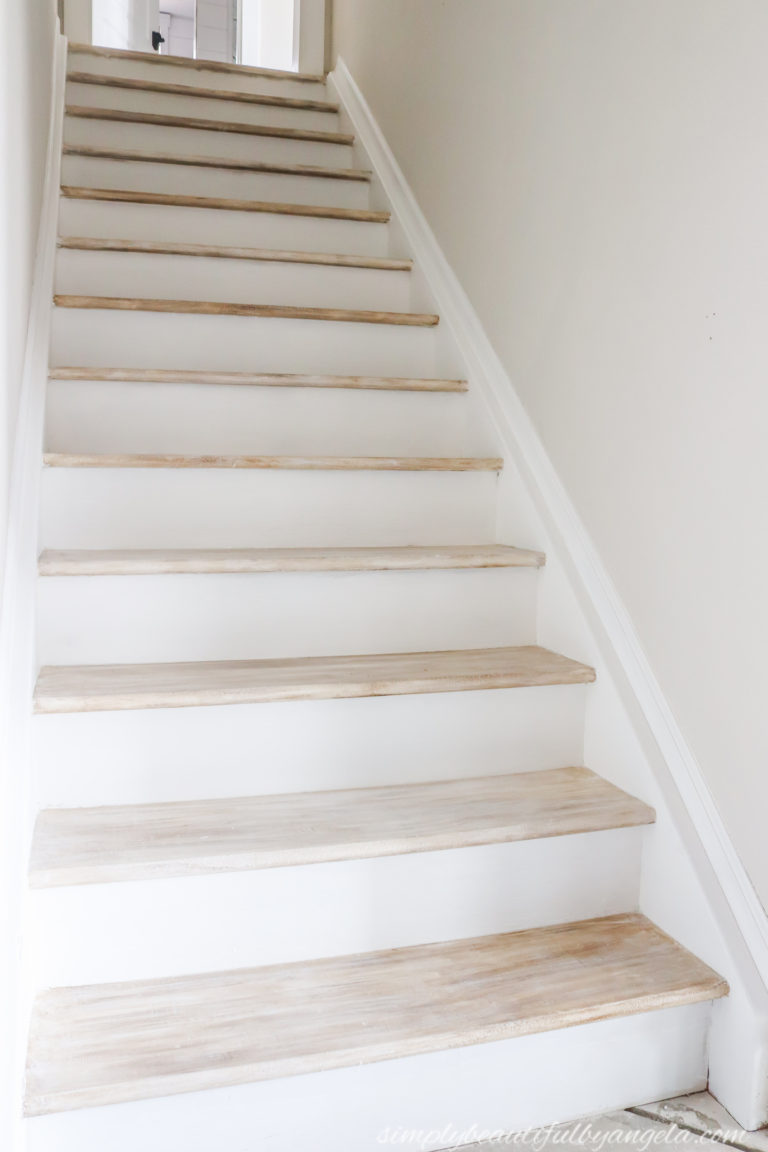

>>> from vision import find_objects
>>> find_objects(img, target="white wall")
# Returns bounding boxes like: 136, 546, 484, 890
298, 0, 324, 73
62, 0, 93, 41
333, 0, 768, 913
92, 0, 158, 51
168, 13, 194, 55
196, 0, 233, 63
0, 1, 57, 598
160, 10, 194, 57
0, 4, 59, 1145
241, 0, 296, 71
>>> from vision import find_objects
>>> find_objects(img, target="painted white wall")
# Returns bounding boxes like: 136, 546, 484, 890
62, 0, 93, 41
241, 0, 295, 71
159, 10, 194, 56
332, 0, 768, 915
298, 0, 324, 73
0, 4, 60, 1146
196, 0, 233, 63
0, 1, 56, 602
92, 0, 159, 51
169, 14, 194, 55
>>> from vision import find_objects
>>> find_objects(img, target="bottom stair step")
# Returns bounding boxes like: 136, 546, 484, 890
24, 913, 727, 1116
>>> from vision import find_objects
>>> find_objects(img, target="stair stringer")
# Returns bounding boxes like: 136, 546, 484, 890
0, 18, 68, 1152
329, 56, 768, 1131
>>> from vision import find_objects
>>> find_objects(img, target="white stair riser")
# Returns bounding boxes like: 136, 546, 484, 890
44, 381, 486, 457
24, 1003, 711, 1152
36, 569, 539, 663
60, 154, 372, 209
64, 116, 356, 167
40, 469, 496, 549
32, 685, 587, 806
57, 199, 391, 257
66, 81, 341, 132
54, 249, 413, 313
67, 53, 329, 102
28, 830, 643, 987
50, 310, 442, 378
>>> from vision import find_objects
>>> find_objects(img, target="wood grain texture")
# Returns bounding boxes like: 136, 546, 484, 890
52, 296, 438, 326
62, 144, 372, 181
47, 368, 466, 391
68, 42, 325, 83
60, 186, 390, 223
66, 105, 353, 145
43, 452, 495, 470
58, 236, 413, 271
67, 72, 339, 113
29, 767, 655, 887
33, 645, 595, 713
24, 913, 727, 1115
37, 544, 544, 576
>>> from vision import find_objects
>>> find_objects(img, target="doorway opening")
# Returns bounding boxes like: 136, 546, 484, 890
238, 0, 298, 71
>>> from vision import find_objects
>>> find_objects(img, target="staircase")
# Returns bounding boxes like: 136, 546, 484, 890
24, 41, 728, 1152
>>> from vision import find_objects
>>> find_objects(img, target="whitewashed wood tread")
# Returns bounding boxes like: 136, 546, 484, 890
47, 367, 467, 391
60, 186, 390, 222
68, 42, 325, 83
29, 767, 655, 887
67, 72, 339, 113
37, 544, 544, 576
58, 236, 413, 271
43, 452, 496, 470
62, 143, 372, 181
33, 645, 595, 714
49, 370, 469, 393
24, 913, 728, 1116
66, 105, 353, 145
53, 295, 438, 326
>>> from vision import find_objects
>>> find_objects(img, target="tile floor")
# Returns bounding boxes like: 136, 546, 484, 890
429, 1093, 768, 1152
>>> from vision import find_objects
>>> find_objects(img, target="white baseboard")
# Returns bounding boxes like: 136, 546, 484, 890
330, 55, 768, 1128
0, 21, 67, 1152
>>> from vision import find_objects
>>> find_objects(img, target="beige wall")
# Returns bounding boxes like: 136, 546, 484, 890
0, 0, 57, 595
333, 0, 768, 908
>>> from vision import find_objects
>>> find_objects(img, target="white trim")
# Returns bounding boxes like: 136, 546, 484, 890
0, 22, 67, 1152
330, 56, 768, 988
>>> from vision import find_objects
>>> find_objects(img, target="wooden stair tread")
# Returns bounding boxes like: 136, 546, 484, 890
24, 913, 727, 1115
67, 71, 339, 113
33, 645, 595, 714
47, 368, 468, 391
66, 105, 353, 145
68, 42, 325, 83
53, 297, 438, 326
58, 237, 412, 271
62, 143, 372, 181
43, 453, 498, 470
60, 186, 390, 222
29, 767, 655, 887
37, 544, 544, 576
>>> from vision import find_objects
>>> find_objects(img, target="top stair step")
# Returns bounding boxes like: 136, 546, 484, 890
47, 368, 468, 392
66, 105, 353, 146
24, 912, 727, 1116
69, 42, 326, 84
33, 645, 595, 714
67, 71, 339, 114
38, 544, 545, 576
